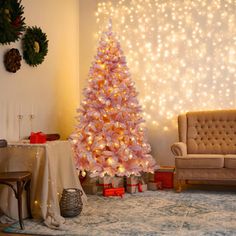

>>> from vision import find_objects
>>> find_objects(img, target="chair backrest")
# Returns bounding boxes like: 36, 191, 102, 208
178, 110, 236, 154
0, 139, 7, 148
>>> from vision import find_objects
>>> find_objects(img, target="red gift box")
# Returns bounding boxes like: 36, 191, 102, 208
155, 167, 175, 188
103, 187, 125, 198
30, 132, 46, 144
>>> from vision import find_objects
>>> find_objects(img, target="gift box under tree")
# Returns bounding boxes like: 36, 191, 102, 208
147, 181, 163, 191
103, 187, 125, 197
96, 176, 112, 193
81, 184, 98, 195
98, 176, 125, 197
151, 166, 175, 189
111, 176, 124, 188
97, 176, 124, 191
126, 176, 147, 193
81, 175, 98, 195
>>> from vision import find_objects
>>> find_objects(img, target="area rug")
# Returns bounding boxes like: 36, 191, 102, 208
4, 190, 236, 236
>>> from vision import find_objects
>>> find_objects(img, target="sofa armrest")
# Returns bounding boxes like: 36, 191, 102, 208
171, 142, 187, 156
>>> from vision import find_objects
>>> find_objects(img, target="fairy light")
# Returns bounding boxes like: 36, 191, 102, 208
107, 157, 113, 164
95, 0, 236, 131
118, 165, 125, 173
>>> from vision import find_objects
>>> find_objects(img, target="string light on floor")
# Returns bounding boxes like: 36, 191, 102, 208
95, 0, 236, 130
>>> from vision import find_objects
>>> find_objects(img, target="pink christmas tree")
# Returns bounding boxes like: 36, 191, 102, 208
71, 23, 157, 178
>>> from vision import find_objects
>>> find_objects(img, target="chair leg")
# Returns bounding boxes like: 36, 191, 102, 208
25, 180, 32, 218
16, 181, 24, 230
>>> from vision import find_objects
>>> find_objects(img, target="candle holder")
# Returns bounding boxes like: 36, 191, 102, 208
29, 114, 35, 132
17, 114, 23, 140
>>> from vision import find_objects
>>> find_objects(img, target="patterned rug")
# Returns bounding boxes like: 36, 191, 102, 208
4, 190, 236, 236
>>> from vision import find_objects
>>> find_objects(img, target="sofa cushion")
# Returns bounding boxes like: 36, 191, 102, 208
175, 154, 224, 168
186, 110, 236, 154
224, 155, 236, 168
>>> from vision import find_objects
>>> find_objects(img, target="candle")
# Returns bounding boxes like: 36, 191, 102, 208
19, 104, 22, 115
66, 189, 76, 193
31, 104, 34, 115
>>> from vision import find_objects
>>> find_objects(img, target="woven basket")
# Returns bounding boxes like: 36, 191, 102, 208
59, 188, 83, 217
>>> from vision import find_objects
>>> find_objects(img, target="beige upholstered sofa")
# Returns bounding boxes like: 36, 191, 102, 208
171, 110, 236, 192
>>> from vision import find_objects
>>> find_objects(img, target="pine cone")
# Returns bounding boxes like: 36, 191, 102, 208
4, 48, 22, 73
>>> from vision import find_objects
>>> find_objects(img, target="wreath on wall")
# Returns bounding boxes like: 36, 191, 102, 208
4, 48, 22, 73
22, 26, 49, 67
0, 0, 26, 44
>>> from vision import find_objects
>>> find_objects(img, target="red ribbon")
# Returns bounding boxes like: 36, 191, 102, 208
96, 183, 112, 188
138, 183, 142, 192
127, 183, 143, 192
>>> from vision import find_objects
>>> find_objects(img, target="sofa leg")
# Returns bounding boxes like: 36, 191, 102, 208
176, 180, 184, 193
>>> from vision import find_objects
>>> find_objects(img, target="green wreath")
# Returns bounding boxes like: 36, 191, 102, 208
22, 26, 49, 67
0, 0, 26, 44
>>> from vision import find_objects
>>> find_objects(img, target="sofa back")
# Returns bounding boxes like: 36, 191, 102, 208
178, 110, 236, 154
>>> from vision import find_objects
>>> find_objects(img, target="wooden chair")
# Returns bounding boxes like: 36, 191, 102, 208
0, 140, 32, 229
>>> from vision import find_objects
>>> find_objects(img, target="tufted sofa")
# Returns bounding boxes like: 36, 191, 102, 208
171, 110, 236, 192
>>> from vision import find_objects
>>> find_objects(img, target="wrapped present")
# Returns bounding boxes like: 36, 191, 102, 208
103, 187, 125, 198
127, 183, 147, 193
98, 176, 112, 185
148, 181, 158, 191
97, 176, 112, 193
156, 181, 163, 190
126, 176, 139, 193
81, 175, 98, 195
111, 176, 124, 188
148, 181, 163, 191
30, 132, 46, 144
126, 176, 147, 193
141, 172, 149, 184
82, 184, 97, 195
149, 173, 155, 182
155, 166, 175, 189
127, 175, 139, 185
126, 184, 139, 194
138, 183, 147, 192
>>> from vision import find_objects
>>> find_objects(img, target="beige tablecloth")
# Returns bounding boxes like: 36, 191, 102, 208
0, 140, 87, 229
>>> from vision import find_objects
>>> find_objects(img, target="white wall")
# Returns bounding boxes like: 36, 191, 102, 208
79, 0, 236, 165
0, 0, 79, 140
